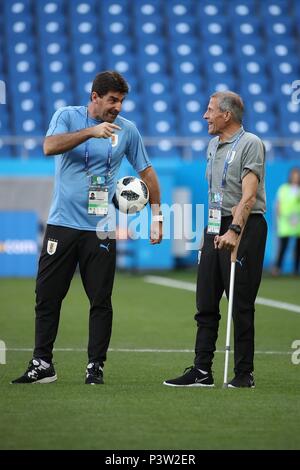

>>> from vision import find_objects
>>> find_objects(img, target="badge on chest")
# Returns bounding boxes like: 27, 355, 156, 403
88, 175, 109, 216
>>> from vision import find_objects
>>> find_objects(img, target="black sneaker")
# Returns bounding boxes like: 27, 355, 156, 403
85, 362, 104, 384
11, 359, 57, 384
163, 366, 214, 387
228, 372, 255, 388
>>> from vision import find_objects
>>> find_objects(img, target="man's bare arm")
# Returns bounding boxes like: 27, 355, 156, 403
139, 166, 162, 244
231, 171, 258, 228
43, 122, 121, 156
139, 166, 161, 213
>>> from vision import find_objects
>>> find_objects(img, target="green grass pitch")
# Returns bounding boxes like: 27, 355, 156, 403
0, 271, 299, 450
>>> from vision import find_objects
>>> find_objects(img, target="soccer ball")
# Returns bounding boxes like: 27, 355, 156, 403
113, 176, 149, 214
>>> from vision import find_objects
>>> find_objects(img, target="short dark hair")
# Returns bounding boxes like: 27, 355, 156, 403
91, 71, 129, 99
211, 91, 244, 124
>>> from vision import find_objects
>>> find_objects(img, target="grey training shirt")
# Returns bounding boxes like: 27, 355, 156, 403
206, 127, 266, 216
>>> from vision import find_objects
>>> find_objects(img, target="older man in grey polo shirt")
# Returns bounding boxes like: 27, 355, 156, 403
164, 91, 267, 388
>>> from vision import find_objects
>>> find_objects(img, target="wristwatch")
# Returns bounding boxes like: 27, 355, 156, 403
152, 211, 164, 223
228, 224, 242, 235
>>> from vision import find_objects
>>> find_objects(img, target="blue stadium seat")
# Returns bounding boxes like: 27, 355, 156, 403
273, 80, 297, 100
245, 117, 277, 138
69, 0, 98, 19
165, 1, 195, 16
227, 0, 257, 17
4, 15, 34, 38
206, 77, 237, 95
40, 58, 71, 81
234, 43, 263, 60
269, 57, 300, 81
205, 57, 234, 78
246, 96, 275, 115
6, 38, 36, 57
265, 17, 295, 38
133, 1, 162, 18
1, 0, 299, 161
146, 114, 177, 136
146, 95, 174, 117
196, 2, 225, 19
259, 1, 290, 18
284, 141, 300, 159
232, 19, 261, 40
278, 99, 300, 124
4, 0, 32, 18
199, 18, 229, 39
101, 0, 130, 17
35, 0, 65, 16
167, 17, 197, 38
13, 114, 44, 135
142, 76, 172, 97
177, 96, 207, 116
11, 76, 39, 96
172, 58, 201, 77
202, 43, 230, 59
280, 117, 300, 137
107, 39, 133, 58
173, 76, 204, 98
178, 117, 208, 137
44, 94, 75, 124
15, 139, 44, 158
137, 57, 167, 77
70, 18, 99, 37
106, 55, 135, 75
239, 75, 269, 96
103, 18, 131, 37
37, 17, 66, 38
239, 58, 267, 78
0, 112, 10, 133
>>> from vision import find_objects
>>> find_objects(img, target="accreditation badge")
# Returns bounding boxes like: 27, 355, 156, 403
207, 192, 223, 235
88, 175, 109, 216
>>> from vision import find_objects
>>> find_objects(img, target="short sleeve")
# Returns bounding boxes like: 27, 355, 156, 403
205, 139, 217, 181
125, 124, 151, 172
46, 108, 70, 136
241, 137, 265, 182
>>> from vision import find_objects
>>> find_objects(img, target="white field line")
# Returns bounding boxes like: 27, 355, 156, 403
144, 275, 300, 314
3, 276, 297, 358
5, 348, 290, 355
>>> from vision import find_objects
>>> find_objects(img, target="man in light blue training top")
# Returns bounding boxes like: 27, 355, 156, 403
12, 71, 163, 385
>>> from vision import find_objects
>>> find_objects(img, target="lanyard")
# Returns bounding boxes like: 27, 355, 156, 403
84, 107, 112, 178
209, 129, 245, 192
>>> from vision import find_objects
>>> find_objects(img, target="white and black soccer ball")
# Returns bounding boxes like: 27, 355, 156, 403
113, 176, 149, 214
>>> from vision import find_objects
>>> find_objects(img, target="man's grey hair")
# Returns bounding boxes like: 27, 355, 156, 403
211, 91, 244, 124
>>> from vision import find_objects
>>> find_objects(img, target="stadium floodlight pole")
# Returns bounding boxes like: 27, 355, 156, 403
223, 226, 244, 389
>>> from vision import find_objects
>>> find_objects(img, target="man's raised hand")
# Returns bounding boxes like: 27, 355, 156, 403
90, 122, 121, 139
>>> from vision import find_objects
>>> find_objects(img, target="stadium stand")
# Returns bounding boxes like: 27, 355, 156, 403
0, 0, 299, 159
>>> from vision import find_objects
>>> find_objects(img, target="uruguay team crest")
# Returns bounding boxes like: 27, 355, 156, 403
111, 134, 118, 147
47, 239, 58, 255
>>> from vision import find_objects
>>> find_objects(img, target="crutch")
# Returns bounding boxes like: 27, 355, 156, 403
223, 226, 244, 388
